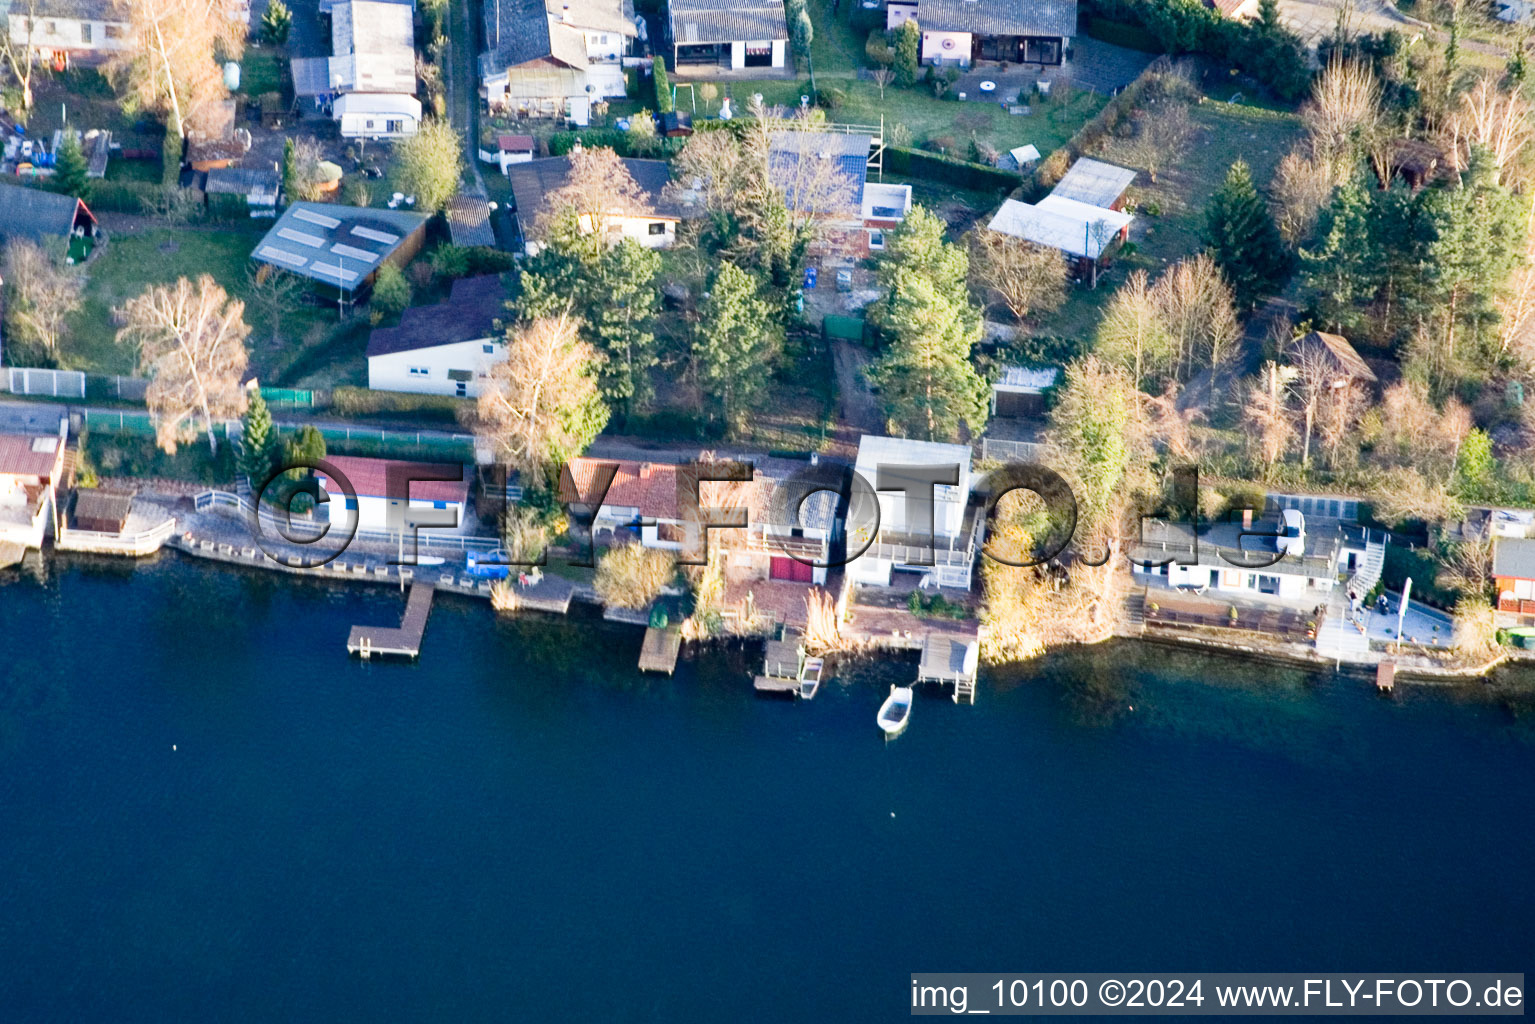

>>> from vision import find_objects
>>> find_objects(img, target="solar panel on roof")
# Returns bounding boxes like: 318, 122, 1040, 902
350, 225, 400, 244
293, 208, 342, 228
277, 227, 327, 248
258, 245, 310, 268
310, 262, 360, 284
330, 243, 380, 262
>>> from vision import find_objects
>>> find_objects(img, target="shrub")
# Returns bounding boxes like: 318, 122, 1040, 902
653, 60, 673, 113
369, 263, 411, 322
883, 145, 1023, 193
595, 543, 677, 609
1087, 18, 1164, 53
329, 386, 470, 421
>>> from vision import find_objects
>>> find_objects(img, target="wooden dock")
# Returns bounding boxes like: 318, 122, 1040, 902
1376, 659, 1396, 693
347, 582, 435, 658
638, 624, 682, 674
754, 636, 806, 696
916, 632, 981, 704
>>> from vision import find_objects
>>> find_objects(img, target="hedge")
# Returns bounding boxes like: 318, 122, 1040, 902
89, 180, 163, 212
329, 386, 472, 422
884, 146, 1022, 193
653, 60, 673, 114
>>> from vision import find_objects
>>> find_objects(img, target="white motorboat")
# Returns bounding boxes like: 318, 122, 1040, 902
877, 685, 913, 736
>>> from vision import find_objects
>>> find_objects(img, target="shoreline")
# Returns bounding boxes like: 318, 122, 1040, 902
28, 532, 1531, 691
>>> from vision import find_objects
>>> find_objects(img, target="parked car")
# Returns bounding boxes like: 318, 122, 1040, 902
1278, 509, 1306, 557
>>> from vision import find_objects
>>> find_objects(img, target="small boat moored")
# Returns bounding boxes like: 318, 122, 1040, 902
877, 685, 913, 737
799, 656, 824, 700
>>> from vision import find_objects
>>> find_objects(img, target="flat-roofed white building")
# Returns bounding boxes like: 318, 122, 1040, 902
849, 434, 978, 590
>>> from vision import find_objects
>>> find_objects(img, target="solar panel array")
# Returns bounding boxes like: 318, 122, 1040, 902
250, 202, 426, 288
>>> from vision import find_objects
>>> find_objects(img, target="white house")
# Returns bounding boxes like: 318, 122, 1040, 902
366, 276, 509, 397
1131, 516, 1370, 604
314, 455, 471, 534
669, 0, 788, 72
290, 0, 420, 135
5, 0, 131, 66
0, 427, 68, 551
849, 434, 978, 590
505, 153, 686, 254
480, 0, 638, 126
334, 92, 423, 138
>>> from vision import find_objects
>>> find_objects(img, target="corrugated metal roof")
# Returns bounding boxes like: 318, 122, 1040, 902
986, 197, 1132, 259
1049, 157, 1136, 208
890, 0, 1077, 39
668, 0, 788, 43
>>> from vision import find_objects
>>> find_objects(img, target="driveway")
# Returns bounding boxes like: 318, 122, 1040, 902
1278, 0, 1428, 45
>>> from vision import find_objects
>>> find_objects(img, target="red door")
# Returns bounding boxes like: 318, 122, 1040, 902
770, 557, 814, 583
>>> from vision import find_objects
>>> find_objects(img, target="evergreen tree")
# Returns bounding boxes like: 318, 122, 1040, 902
867, 269, 988, 442
873, 205, 974, 328
285, 424, 327, 479
369, 263, 411, 322
1204, 159, 1289, 308
1299, 169, 1380, 333
588, 239, 661, 418
260, 0, 292, 44
281, 137, 299, 203
237, 390, 278, 487
54, 134, 91, 201
894, 20, 920, 88
692, 262, 780, 433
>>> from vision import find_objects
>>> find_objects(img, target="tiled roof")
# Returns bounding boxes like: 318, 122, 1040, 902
316, 456, 471, 503
446, 192, 497, 247
0, 433, 64, 478
17, 0, 120, 20
561, 457, 685, 520
481, 0, 636, 75
767, 130, 869, 215
890, 0, 1077, 38
669, 0, 788, 43
366, 276, 508, 358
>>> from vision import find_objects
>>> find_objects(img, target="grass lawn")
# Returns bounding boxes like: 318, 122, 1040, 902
1032, 97, 1306, 341
65, 227, 336, 379
701, 76, 1105, 158
237, 46, 284, 98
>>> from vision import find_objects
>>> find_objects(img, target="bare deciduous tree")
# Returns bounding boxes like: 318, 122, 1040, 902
1443, 74, 1533, 185
1152, 254, 1240, 382
1, 238, 84, 363
0, 0, 46, 109
1303, 54, 1383, 176
1126, 98, 1194, 184
872, 67, 895, 100
740, 101, 858, 235
966, 228, 1067, 323
116, 275, 251, 455
541, 144, 654, 241
1241, 360, 1297, 475
108, 0, 247, 139
472, 313, 609, 480
1370, 466, 1465, 527
1094, 269, 1174, 386
1272, 144, 1335, 244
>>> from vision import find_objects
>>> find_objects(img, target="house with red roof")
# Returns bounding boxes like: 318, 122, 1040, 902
314, 455, 471, 534
0, 427, 69, 551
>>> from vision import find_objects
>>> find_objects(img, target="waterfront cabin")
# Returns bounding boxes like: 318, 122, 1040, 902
71, 489, 133, 534
1131, 516, 1372, 604
848, 434, 978, 591
314, 455, 471, 534
1493, 537, 1535, 618
366, 276, 509, 398
0, 428, 69, 551
559, 457, 690, 550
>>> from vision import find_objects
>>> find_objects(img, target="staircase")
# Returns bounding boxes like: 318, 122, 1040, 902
1121, 589, 1146, 634
1345, 531, 1387, 599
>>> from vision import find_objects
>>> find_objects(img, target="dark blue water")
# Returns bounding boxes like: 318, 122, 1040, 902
2, 555, 1533, 1022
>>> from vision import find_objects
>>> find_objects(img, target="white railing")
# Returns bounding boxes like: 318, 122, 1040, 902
56, 516, 177, 554
192, 490, 499, 551
7, 367, 85, 398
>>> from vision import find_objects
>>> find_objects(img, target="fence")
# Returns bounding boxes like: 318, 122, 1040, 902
85, 375, 149, 403
976, 437, 1046, 464
194, 490, 499, 552
270, 422, 477, 460
7, 367, 85, 398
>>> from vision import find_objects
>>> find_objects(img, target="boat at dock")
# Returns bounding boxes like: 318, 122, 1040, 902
799, 657, 823, 700
877, 685, 913, 736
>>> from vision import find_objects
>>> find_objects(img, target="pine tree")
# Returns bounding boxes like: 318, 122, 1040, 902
1204, 159, 1289, 308
281, 137, 299, 204
1299, 168, 1380, 333
237, 390, 278, 487
54, 133, 91, 200
867, 268, 988, 442
873, 204, 975, 331
261, 0, 292, 44
588, 239, 661, 418
692, 262, 780, 433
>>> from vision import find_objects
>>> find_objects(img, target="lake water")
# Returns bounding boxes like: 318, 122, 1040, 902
2, 555, 1533, 1021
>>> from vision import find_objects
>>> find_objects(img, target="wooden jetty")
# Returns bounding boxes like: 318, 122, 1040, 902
1376, 659, 1396, 693
638, 624, 682, 674
916, 631, 981, 704
753, 634, 823, 698
347, 582, 435, 659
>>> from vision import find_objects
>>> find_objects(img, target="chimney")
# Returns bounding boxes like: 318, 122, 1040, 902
639, 462, 653, 479
561, 3, 571, 20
